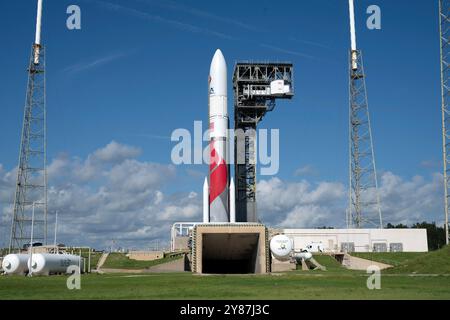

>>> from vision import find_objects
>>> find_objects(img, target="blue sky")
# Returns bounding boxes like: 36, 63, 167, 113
0, 0, 445, 249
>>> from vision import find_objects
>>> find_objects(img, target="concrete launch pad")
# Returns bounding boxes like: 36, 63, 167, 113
192, 223, 269, 274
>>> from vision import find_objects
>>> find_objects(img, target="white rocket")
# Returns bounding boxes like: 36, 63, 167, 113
203, 49, 236, 223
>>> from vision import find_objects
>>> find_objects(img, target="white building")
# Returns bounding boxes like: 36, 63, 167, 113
282, 228, 428, 253
171, 222, 429, 253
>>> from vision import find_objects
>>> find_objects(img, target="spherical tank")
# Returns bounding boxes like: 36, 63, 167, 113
270, 235, 293, 261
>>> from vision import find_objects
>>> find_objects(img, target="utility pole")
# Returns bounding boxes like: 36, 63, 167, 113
28, 202, 36, 277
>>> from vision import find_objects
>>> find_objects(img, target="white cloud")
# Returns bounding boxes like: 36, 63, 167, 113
378, 172, 444, 225
0, 142, 445, 250
257, 172, 445, 228
47, 154, 70, 179
154, 191, 164, 205
158, 203, 200, 222
188, 192, 197, 199
63, 52, 133, 74
48, 141, 143, 184
294, 165, 318, 177
257, 177, 345, 227
108, 159, 175, 192
0, 141, 200, 250
93, 141, 141, 163
278, 205, 333, 228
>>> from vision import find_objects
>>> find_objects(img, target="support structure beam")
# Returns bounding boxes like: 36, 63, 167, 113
9, 45, 47, 252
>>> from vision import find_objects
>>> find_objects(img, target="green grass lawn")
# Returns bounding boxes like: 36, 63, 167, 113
102, 253, 182, 270
352, 252, 423, 266
312, 255, 350, 272
386, 245, 450, 274
85, 252, 101, 270
296, 255, 361, 274
1, 248, 449, 300
351, 246, 450, 274
1, 271, 449, 300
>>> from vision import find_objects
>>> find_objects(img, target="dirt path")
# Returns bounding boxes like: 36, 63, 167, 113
343, 254, 392, 270
96, 252, 109, 271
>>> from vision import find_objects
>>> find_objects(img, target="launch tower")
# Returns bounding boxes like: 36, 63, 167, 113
233, 63, 294, 223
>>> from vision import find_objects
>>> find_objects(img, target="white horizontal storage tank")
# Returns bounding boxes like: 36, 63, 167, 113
270, 235, 293, 261
2, 254, 29, 275
28, 253, 83, 276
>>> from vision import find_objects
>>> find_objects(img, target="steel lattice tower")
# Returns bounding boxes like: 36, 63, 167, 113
347, 50, 382, 228
439, 0, 450, 245
233, 63, 294, 222
346, 0, 382, 229
9, 0, 47, 251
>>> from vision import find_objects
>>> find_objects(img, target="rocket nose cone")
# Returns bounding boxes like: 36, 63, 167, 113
209, 49, 227, 96
210, 49, 226, 73
213, 49, 225, 61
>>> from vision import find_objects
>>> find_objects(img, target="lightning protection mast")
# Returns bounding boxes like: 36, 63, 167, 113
439, 0, 450, 245
347, 0, 383, 229
9, 0, 48, 252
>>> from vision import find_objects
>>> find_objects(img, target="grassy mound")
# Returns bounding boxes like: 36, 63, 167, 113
387, 245, 450, 274
89, 252, 102, 269
294, 255, 355, 273
102, 253, 182, 270
352, 252, 423, 267
311, 255, 348, 272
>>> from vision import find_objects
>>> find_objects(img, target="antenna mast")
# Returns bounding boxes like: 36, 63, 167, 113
9, 0, 48, 251
347, 0, 383, 228
439, 0, 450, 245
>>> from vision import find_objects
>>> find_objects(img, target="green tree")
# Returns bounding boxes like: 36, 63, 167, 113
386, 223, 408, 229
411, 222, 446, 251
385, 221, 446, 251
